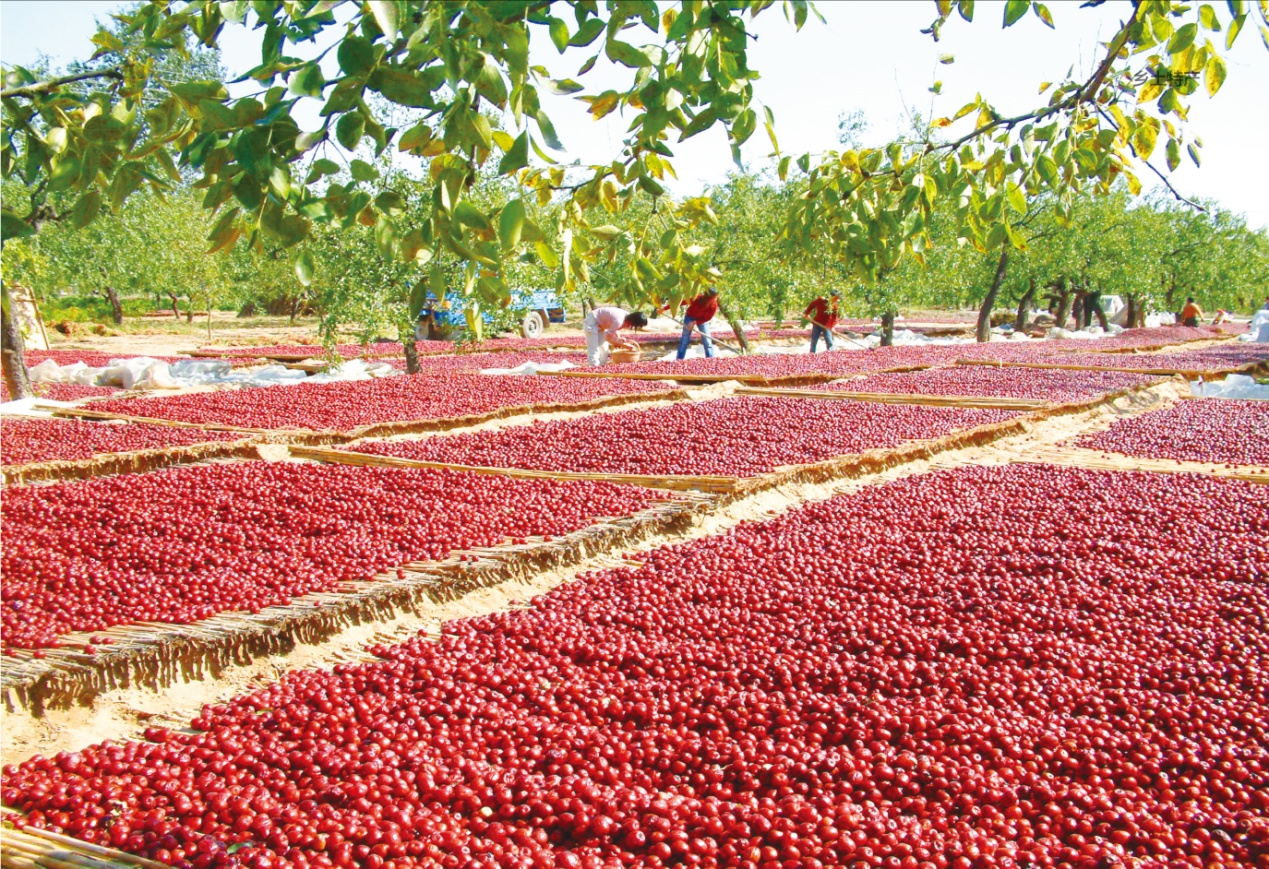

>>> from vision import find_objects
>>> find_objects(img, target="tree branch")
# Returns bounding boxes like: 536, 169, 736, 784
1093, 106, 1207, 213
940, 6, 1141, 153
1, 66, 123, 99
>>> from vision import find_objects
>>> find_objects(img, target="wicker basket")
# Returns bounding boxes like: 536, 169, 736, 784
609, 348, 641, 364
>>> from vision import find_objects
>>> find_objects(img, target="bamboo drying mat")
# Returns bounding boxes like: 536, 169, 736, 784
342, 389, 691, 439
43, 406, 273, 435
539, 369, 767, 384
735, 386, 1054, 411
36, 390, 691, 443
0, 493, 712, 714
1, 813, 172, 869
1087, 336, 1236, 355
293, 445, 741, 493
2, 438, 266, 488
1014, 447, 1269, 484
955, 358, 1266, 380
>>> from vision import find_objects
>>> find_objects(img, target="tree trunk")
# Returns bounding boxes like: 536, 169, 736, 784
880, 311, 895, 347
1084, 291, 1109, 331
717, 299, 750, 354
1053, 278, 1071, 329
104, 285, 123, 325
1014, 278, 1036, 333
1124, 295, 1137, 331
976, 248, 1010, 343
1071, 290, 1085, 331
2, 284, 34, 400
169, 292, 181, 319
1165, 278, 1177, 311
290, 295, 301, 323
401, 319, 421, 374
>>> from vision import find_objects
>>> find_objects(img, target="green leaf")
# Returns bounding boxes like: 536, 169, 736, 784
938, 54, 955, 64
398, 121, 433, 153
409, 278, 430, 316
69, 189, 101, 230
1032, 2, 1054, 28
1005, 182, 1026, 214
1199, 4, 1220, 29
1166, 137, 1181, 171
295, 250, 315, 286
369, 67, 437, 108
498, 131, 529, 174
606, 39, 650, 68
368, 0, 398, 40
1, 209, 35, 242
1003, 0, 1030, 28
289, 62, 326, 98
306, 158, 341, 183
957, 0, 974, 21
350, 159, 378, 182
1133, 121, 1158, 159
337, 36, 375, 76
535, 240, 560, 268
1187, 142, 1202, 167
1035, 153, 1058, 185
1204, 55, 1227, 95
336, 112, 366, 151
454, 199, 491, 231
375, 191, 406, 217
1168, 22, 1198, 53
1225, 13, 1245, 48
569, 18, 606, 47
499, 198, 526, 250
535, 111, 564, 151
548, 17, 570, 52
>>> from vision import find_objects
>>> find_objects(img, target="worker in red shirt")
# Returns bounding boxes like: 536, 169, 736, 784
672, 288, 721, 360
804, 291, 841, 353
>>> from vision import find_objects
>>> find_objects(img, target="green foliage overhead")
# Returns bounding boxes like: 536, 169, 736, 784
1, 0, 1264, 328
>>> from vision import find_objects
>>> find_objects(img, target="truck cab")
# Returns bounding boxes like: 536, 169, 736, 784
416, 289, 566, 341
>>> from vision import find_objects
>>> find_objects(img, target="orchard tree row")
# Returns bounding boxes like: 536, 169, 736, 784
3, 0, 1268, 394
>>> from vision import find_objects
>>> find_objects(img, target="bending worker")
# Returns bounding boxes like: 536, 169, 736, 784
804, 290, 842, 353
1180, 297, 1204, 328
583, 305, 647, 365
670, 288, 720, 360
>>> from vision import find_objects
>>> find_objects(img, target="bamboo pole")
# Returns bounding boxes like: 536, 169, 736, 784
290, 444, 740, 492
955, 358, 1265, 379
735, 386, 1054, 411
1, 822, 173, 869
1014, 447, 1269, 484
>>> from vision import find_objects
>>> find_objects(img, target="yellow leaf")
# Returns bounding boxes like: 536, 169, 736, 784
1204, 55, 1227, 96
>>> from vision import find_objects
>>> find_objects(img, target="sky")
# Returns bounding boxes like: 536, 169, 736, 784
2, 0, 1267, 228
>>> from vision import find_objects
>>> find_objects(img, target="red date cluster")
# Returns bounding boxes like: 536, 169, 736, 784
4, 465, 1266, 868
91, 375, 680, 433
1038, 344, 1269, 372
829, 367, 1158, 402
0, 418, 243, 466
352, 397, 1018, 477
0, 462, 660, 650
3, 382, 120, 402
1076, 398, 1269, 466
609, 347, 965, 379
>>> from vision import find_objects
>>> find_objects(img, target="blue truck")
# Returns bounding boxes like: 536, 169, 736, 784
416, 289, 567, 341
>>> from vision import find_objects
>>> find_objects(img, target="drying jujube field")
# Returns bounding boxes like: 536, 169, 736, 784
3, 324, 1268, 869
4, 0, 1269, 865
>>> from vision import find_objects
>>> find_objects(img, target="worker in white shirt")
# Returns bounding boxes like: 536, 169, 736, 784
583, 306, 648, 365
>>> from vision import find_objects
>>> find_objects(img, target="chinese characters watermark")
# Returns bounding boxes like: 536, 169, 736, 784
1133, 68, 1200, 88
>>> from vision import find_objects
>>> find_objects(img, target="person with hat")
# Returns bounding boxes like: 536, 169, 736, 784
804, 291, 842, 353
671, 288, 721, 360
